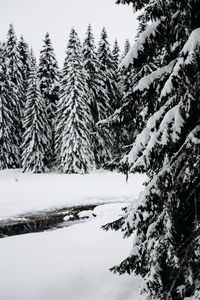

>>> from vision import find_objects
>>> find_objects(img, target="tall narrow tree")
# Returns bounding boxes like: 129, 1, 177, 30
120, 39, 130, 62
5, 24, 24, 165
82, 24, 112, 166
18, 36, 31, 97
38, 32, 60, 168
56, 28, 94, 173
0, 43, 19, 169
97, 27, 119, 111
22, 54, 50, 173
18, 36, 32, 126
112, 39, 120, 71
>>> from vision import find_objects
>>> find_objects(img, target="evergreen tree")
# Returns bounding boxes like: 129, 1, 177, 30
18, 36, 31, 97
56, 28, 94, 174
21, 54, 50, 173
0, 43, 19, 169
112, 39, 120, 71
97, 27, 119, 111
119, 39, 132, 96
120, 39, 130, 62
38, 32, 60, 168
112, 38, 121, 105
106, 1, 200, 299
110, 38, 128, 155
82, 24, 112, 166
5, 24, 24, 165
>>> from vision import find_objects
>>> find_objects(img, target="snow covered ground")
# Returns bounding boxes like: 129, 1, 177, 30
0, 203, 145, 300
0, 169, 146, 219
0, 169, 146, 299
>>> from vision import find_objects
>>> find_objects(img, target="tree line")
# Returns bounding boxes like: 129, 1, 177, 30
0, 24, 132, 173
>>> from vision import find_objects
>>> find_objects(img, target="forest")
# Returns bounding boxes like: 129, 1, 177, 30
0, 23, 131, 173
1, 0, 200, 299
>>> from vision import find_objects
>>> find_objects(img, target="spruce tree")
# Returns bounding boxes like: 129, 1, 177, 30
82, 24, 112, 166
112, 39, 120, 71
110, 39, 127, 155
5, 24, 24, 165
18, 36, 31, 103
56, 28, 94, 174
120, 39, 130, 62
119, 39, 132, 96
97, 27, 119, 111
21, 54, 50, 173
112, 38, 121, 106
105, 1, 200, 299
0, 43, 19, 169
38, 32, 60, 168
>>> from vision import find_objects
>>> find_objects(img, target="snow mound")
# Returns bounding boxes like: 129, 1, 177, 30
78, 210, 95, 219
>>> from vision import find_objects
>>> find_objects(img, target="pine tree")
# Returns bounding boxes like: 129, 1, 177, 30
105, 1, 200, 299
56, 28, 94, 174
82, 24, 112, 166
120, 39, 130, 62
5, 24, 24, 166
0, 43, 19, 169
97, 27, 119, 111
112, 39, 120, 71
119, 39, 132, 96
21, 54, 50, 173
18, 36, 31, 101
38, 32, 60, 168
112, 38, 121, 106
110, 38, 127, 155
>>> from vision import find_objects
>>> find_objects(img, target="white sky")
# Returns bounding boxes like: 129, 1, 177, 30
0, 0, 138, 66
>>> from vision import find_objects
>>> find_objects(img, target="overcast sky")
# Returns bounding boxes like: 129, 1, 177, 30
0, 0, 138, 66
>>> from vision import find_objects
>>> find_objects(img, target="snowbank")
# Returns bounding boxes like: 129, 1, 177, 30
0, 169, 146, 219
0, 203, 145, 300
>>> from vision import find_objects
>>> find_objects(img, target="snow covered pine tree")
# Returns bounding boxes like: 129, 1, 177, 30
82, 24, 112, 167
18, 36, 32, 114
104, 1, 200, 299
22, 54, 50, 173
5, 24, 24, 166
38, 33, 60, 169
97, 27, 120, 112
112, 38, 122, 110
112, 39, 120, 74
0, 43, 19, 169
56, 28, 94, 173
120, 39, 131, 63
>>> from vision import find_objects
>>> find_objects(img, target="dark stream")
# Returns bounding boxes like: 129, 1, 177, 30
0, 204, 98, 238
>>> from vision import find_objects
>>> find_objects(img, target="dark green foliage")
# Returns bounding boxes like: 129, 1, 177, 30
107, 1, 200, 299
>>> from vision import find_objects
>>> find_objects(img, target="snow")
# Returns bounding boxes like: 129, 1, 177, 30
78, 209, 95, 218
182, 28, 200, 64
0, 203, 145, 300
133, 62, 174, 93
120, 19, 162, 68
0, 169, 146, 220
